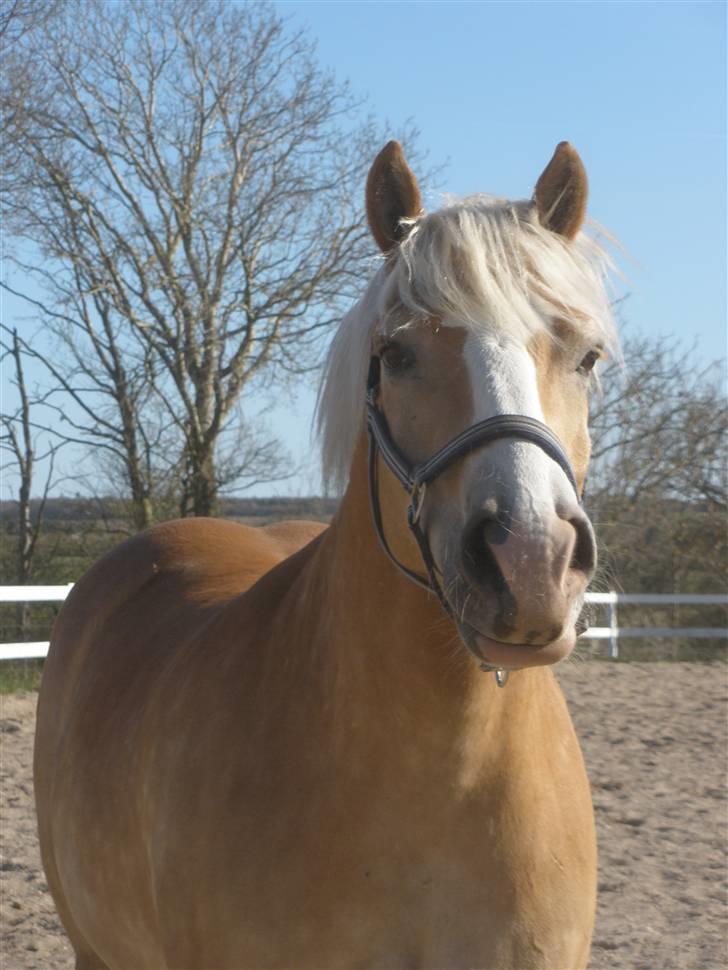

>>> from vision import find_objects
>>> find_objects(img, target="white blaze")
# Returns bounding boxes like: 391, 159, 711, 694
461, 328, 574, 526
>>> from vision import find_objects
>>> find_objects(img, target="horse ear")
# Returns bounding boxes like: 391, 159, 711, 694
534, 142, 588, 240
366, 141, 423, 253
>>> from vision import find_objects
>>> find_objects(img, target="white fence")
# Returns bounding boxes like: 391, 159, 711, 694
1, 585, 73, 660
0, 585, 726, 661
581, 591, 728, 658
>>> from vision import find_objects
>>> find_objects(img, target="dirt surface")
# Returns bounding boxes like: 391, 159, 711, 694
1, 661, 726, 969
1, 691, 73, 970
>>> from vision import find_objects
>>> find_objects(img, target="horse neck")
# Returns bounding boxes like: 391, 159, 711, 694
306, 433, 537, 771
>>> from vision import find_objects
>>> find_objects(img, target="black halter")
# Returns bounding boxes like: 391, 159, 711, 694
365, 354, 581, 622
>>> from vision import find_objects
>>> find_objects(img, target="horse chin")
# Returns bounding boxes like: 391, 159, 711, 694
458, 621, 577, 670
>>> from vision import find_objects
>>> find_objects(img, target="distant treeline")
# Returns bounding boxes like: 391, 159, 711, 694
0, 495, 339, 529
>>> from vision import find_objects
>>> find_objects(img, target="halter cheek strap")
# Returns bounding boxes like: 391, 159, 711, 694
365, 354, 582, 682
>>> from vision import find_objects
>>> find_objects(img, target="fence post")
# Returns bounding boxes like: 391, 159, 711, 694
608, 594, 619, 659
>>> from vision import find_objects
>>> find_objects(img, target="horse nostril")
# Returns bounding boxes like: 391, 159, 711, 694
569, 516, 597, 576
462, 515, 508, 594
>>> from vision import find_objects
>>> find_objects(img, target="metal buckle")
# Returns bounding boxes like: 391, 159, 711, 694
407, 481, 427, 527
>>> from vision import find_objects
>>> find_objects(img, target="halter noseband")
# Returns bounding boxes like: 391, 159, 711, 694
365, 354, 581, 685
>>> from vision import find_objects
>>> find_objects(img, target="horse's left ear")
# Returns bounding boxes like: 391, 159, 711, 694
366, 141, 423, 253
534, 142, 588, 240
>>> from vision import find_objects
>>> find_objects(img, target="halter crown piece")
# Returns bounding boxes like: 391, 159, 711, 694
365, 355, 582, 689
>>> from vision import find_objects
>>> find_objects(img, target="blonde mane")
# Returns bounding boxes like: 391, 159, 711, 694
317, 195, 619, 493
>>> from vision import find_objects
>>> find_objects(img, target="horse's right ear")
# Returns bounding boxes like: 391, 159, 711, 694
366, 141, 423, 254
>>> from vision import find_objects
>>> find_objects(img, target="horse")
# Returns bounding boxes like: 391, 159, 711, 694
34, 140, 618, 970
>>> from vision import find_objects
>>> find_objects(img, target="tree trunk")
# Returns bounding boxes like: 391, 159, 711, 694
130, 491, 154, 532
181, 449, 218, 518
16, 497, 32, 638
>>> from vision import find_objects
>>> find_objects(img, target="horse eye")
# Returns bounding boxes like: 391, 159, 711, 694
578, 350, 600, 375
381, 341, 414, 373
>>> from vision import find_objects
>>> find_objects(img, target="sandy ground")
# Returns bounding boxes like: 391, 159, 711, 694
1, 661, 726, 970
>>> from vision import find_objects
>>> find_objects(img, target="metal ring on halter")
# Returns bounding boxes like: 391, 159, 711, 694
407, 482, 427, 526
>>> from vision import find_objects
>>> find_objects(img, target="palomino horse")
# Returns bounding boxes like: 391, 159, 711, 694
35, 141, 617, 969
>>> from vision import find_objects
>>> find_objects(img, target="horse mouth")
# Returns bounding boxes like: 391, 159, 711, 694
458, 621, 578, 670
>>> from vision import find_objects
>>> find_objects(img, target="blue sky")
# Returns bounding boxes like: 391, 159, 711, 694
264, 0, 726, 494
279, 0, 725, 337
3, 0, 725, 498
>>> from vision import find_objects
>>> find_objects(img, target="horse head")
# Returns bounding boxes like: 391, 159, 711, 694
320, 141, 617, 674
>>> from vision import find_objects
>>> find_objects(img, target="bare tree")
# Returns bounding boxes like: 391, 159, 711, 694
2, 296, 187, 530
0, 329, 64, 634
586, 335, 727, 594
589, 336, 726, 507
3, 0, 421, 517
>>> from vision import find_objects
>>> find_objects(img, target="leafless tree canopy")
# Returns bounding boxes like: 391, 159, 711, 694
586, 336, 726, 594
3, 0, 419, 519
0, 0, 62, 45
589, 336, 725, 508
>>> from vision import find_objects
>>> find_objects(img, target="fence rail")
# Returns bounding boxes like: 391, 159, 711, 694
581, 592, 727, 658
0, 584, 74, 603
1, 586, 726, 661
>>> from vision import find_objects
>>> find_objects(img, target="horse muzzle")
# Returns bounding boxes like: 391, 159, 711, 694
447, 500, 597, 668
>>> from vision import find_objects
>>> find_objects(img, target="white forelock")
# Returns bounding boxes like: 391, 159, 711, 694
316, 194, 619, 493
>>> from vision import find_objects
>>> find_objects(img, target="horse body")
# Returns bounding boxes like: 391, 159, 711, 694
36, 451, 594, 969
36, 141, 616, 969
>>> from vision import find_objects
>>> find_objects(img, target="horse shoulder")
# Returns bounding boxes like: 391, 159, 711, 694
260, 519, 329, 557
52, 517, 312, 637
